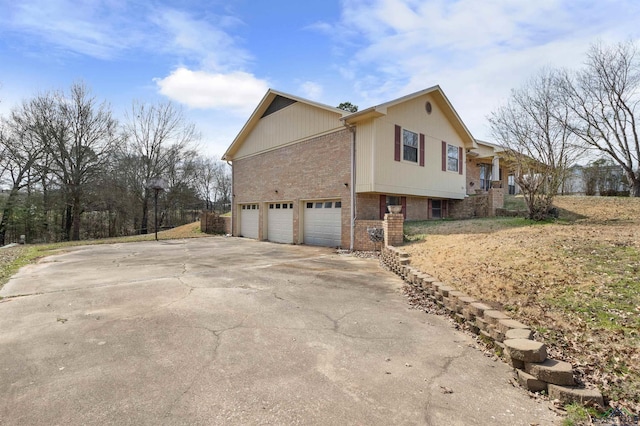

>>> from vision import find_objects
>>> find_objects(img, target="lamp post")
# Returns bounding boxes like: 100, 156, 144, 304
147, 177, 166, 241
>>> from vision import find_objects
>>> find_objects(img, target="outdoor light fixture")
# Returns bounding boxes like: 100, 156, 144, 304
147, 176, 166, 241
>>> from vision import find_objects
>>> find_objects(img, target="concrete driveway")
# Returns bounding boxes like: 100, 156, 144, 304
0, 238, 558, 425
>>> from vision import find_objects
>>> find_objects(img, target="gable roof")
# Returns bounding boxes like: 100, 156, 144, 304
341, 85, 477, 149
475, 139, 505, 152
222, 89, 348, 160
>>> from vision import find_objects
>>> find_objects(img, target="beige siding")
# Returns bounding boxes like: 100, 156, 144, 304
369, 93, 467, 199
234, 102, 344, 159
472, 143, 497, 159
355, 119, 375, 192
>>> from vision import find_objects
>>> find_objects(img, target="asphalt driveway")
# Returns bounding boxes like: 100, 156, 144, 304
0, 238, 558, 425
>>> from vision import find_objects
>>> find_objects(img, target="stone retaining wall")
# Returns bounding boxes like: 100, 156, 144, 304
380, 246, 604, 408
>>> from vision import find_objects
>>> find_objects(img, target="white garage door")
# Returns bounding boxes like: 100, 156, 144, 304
304, 200, 342, 247
267, 202, 293, 244
239, 204, 259, 239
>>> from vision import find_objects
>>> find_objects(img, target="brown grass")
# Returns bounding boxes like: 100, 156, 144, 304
404, 196, 640, 412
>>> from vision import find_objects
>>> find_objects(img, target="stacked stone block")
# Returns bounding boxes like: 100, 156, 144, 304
380, 245, 604, 408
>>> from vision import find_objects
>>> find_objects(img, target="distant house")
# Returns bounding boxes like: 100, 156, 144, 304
222, 86, 507, 249
563, 163, 629, 195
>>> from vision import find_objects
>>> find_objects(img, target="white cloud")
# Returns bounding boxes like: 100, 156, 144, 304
324, 0, 640, 139
0, 1, 251, 70
0, 0, 148, 59
154, 67, 268, 113
151, 8, 251, 72
298, 81, 323, 99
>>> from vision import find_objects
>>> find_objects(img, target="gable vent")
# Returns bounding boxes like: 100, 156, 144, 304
261, 95, 297, 118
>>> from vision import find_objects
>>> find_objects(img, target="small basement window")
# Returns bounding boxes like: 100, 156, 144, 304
431, 200, 442, 219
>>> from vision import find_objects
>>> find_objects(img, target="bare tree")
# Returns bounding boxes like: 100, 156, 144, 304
490, 70, 583, 220
194, 156, 217, 211
122, 101, 199, 234
558, 41, 640, 197
29, 82, 119, 241
0, 100, 48, 245
194, 156, 231, 212
214, 162, 231, 213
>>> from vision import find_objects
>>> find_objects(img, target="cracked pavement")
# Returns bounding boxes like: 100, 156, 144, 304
0, 237, 559, 425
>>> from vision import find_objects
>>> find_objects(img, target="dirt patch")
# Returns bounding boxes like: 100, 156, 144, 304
404, 196, 640, 413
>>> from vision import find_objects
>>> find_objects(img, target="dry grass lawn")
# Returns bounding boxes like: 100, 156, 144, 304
404, 196, 640, 412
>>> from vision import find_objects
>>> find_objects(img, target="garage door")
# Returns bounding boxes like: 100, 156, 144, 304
267, 202, 293, 243
304, 200, 342, 247
239, 204, 259, 239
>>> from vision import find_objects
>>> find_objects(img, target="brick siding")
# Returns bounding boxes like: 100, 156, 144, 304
354, 219, 384, 251
383, 213, 404, 247
232, 128, 352, 247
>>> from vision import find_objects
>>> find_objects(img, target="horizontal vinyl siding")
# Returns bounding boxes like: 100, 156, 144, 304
355, 119, 374, 192
235, 102, 344, 159
370, 94, 467, 198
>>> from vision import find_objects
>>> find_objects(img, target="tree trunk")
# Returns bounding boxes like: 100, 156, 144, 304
141, 197, 149, 235
0, 188, 20, 246
64, 204, 72, 241
71, 194, 81, 241
632, 179, 640, 197
0, 208, 11, 246
42, 180, 50, 242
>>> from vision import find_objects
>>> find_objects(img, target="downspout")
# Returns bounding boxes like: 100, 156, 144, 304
343, 122, 356, 251
226, 160, 233, 235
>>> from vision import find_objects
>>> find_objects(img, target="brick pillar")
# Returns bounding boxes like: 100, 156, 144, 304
383, 213, 404, 247
488, 186, 504, 217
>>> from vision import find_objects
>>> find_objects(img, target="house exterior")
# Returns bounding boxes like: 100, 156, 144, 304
467, 140, 517, 195
222, 86, 506, 250
562, 163, 629, 196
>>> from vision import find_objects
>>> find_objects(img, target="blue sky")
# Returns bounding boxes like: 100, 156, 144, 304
1, 0, 640, 157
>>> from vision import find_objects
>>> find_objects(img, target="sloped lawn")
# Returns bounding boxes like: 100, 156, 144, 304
403, 196, 640, 413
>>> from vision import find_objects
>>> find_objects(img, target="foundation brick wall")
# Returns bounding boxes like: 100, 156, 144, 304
357, 194, 430, 221
232, 128, 352, 247
354, 219, 384, 251
356, 193, 381, 220
449, 194, 490, 219
406, 197, 429, 220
